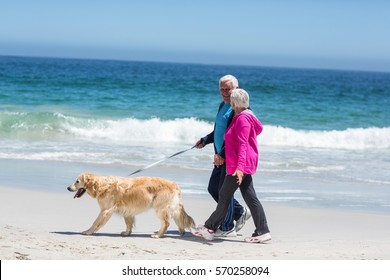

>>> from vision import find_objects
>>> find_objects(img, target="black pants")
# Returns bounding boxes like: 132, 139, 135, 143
208, 164, 244, 231
205, 174, 270, 235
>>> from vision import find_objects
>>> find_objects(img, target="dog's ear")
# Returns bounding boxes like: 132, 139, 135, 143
83, 173, 98, 194
81, 173, 91, 188
82, 173, 90, 182
92, 183, 97, 191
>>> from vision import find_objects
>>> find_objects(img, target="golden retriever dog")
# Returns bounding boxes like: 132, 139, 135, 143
67, 173, 195, 238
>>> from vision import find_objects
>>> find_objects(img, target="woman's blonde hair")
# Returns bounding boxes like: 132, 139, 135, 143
230, 88, 249, 109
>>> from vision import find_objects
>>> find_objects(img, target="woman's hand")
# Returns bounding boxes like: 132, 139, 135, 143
233, 169, 244, 185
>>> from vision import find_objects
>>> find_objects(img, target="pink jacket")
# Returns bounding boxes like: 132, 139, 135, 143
225, 110, 263, 175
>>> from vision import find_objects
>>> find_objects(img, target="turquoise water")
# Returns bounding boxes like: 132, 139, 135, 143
1, 56, 389, 129
1, 56, 390, 213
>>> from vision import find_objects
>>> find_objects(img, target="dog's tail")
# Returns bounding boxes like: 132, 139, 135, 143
174, 202, 195, 235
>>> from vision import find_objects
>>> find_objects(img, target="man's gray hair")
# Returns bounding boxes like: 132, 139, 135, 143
230, 88, 250, 109
219, 74, 239, 89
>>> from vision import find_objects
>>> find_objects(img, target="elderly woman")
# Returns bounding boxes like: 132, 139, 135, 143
192, 88, 271, 243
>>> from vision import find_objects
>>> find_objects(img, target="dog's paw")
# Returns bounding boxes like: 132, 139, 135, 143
121, 231, 131, 237
81, 231, 93, 235
151, 234, 162, 238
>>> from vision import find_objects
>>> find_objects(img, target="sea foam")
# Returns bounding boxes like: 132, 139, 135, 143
261, 125, 390, 149
1, 111, 389, 150
62, 116, 390, 150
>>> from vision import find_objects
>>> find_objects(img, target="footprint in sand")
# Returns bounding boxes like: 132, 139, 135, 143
15, 252, 30, 260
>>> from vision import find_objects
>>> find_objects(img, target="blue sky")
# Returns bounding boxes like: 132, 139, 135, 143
1, 0, 390, 72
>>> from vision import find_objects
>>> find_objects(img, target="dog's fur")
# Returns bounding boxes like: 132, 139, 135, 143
67, 173, 195, 238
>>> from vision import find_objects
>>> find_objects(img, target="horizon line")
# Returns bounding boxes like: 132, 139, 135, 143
1, 53, 389, 75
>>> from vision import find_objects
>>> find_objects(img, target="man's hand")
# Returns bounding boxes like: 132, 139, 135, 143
195, 139, 205, 149
214, 154, 225, 167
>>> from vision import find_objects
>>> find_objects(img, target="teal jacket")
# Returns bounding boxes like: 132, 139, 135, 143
200, 102, 235, 159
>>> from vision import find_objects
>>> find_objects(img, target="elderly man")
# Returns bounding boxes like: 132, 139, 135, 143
194, 74, 251, 237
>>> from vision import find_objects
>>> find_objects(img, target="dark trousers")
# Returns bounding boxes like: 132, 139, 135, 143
208, 164, 244, 231
205, 174, 270, 235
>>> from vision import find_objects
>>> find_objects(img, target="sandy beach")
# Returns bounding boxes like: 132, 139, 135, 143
1, 185, 390, 260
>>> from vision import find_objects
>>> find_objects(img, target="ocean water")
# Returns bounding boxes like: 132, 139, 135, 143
1, 56, 390, 213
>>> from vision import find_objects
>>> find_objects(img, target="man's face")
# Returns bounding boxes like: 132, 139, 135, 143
219, 80, 234, 103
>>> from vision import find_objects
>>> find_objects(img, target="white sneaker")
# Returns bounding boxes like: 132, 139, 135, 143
215, 227, 237, 237
235, 208, 252, 232
199, 226, 215, 241
191, 225, 215, 241
190, 226, 203, 237
245, 232, 272, 244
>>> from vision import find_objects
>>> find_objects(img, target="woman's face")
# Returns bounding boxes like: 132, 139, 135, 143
230, 100, 237, 112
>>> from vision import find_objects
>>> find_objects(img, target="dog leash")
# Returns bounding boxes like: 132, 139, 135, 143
128, 145, 196, 176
